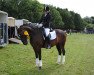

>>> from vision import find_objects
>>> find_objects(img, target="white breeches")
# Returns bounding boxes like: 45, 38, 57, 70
44, 28, 50, 37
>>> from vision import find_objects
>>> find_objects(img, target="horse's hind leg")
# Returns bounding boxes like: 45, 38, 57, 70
61, 44, 66, 64
56, 44, 62, 64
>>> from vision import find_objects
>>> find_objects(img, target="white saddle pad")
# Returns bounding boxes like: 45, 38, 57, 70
50, 31, 56, 40
44, 28, 56, 40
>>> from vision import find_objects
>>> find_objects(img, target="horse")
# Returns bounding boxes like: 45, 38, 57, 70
17, 23, 67, 70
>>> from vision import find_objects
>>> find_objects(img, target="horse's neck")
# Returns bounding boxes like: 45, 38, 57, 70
25, 27, 42, 37
31, 28, 43, 39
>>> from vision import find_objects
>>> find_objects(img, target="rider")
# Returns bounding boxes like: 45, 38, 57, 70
39, 6, 51, 49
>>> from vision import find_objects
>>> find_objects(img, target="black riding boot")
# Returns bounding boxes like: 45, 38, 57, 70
46, 35, 51, 49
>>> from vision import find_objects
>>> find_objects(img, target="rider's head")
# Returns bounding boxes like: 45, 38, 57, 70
45, 6, 49, 11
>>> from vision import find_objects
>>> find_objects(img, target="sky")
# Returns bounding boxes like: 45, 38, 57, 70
37, 0, 94, 18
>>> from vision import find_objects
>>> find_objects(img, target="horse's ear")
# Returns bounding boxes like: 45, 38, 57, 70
23, 26, 32, 30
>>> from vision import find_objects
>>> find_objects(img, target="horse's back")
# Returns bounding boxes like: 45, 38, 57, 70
55, 29, 67, 44
55, 29, 67, 37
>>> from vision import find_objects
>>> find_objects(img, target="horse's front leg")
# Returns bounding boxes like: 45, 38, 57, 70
34, 48, 42, 70
34, 50, 39, 67
38, 49, 42, 70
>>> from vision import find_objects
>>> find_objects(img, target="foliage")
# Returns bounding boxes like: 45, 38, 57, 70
50, 6, 64, 29
86, 24, 94, 29
74, 13, 84, 31
91, 16, 94, 24
83, 16, 94, 29
0, 0, 90, 31
57, 8, 75, 29
83, 17, 92, 24
29, 1, 43, 22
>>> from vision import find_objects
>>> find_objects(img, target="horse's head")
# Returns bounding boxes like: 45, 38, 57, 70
17, 25, 31, 45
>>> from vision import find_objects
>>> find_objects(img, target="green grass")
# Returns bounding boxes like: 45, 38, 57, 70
0, 33, 94, 75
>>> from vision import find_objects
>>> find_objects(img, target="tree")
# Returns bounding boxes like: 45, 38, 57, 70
50, 6, 64, 29
91, 16, 94, 24
0, 0, 43, 22
30, 1, 43, 22
74, 13, 84, 31
0, 0, 86, 31
83, 16, 92, 24
57, 8, 75, 29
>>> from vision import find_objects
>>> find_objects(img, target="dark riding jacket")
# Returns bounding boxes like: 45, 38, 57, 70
39, 11, 51, 28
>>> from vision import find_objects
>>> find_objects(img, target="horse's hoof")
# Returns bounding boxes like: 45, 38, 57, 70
39, 67, 41, 70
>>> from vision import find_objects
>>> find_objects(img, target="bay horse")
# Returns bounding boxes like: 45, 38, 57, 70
17, 23, 67, 70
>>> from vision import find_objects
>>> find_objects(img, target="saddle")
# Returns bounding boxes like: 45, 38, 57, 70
42, 28, 56, 41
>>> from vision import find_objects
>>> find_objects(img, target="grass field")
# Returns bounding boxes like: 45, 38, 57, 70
0, 33, 94, 75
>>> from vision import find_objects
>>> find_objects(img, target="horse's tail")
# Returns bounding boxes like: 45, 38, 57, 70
63, 30, 67, 36
64, 31, 67, 37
